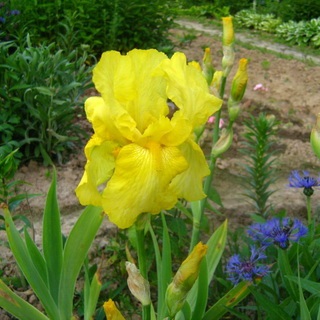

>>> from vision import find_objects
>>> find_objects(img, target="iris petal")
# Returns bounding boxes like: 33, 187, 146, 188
76, 138, 118, 207
171, 139, 210, 201
102, 142, 188, 229
157, 52, 222, 128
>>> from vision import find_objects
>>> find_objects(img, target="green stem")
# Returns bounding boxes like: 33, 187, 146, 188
306, 195, 312, 225
189, 76, 227, 251
135, 226, 150, 320
203, 75, 227, 207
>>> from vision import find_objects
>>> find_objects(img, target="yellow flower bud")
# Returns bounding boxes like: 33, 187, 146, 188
230, 58, 248, 103
210, 70, 223, 97
222, 16, 235, 77
126, 262, 151, 306
202, 47, 215, 85
211, 128, 233, 158
222, 17, 234, 47
103, 299, 125, 320
165, 242, 207, 317
311, 113, 320, 159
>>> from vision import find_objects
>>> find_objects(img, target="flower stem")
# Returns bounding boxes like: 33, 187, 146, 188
306, 195, 312, 225
135, 226, 150, 320
190, 76, 227, 251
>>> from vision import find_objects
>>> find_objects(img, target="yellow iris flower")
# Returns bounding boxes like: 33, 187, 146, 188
76, 49, 222, 229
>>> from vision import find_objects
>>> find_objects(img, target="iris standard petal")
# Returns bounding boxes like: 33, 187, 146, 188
140, 115, 192, 147
85, 96, 129, 144
157, 52, 222, 128
170, 139, 210, 201
76, 139, 118, 206
102, 142, 188, 229
93, 49, 169, 134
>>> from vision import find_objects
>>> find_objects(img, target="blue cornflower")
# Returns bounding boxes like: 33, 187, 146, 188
226, 246, 270, 285
0, 16, 5, 23
9, 9, 20, 15
288, 170, 320, 196
248, 217, 308, 249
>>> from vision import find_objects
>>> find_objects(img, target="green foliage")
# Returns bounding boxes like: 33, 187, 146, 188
276, 18, 320, 48
0, 145, 37, 214
235, 10, 282, 33
174, 4, 230, 19
5, 0, 174, 56
235, 10, 320, 49
239, 113, 279, 218
214, 0, 252, 15
0, 36, 92, 164
261, 0, 320, 23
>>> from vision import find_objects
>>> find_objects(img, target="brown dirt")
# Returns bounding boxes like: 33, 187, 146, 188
1, 21, 320, 317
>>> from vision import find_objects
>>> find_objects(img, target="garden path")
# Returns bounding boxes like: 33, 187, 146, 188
176, 19, 320, 65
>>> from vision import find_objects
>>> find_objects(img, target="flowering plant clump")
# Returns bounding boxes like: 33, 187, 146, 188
248, 217, 308, 249
226, 246, 270, 285
75, 49, 222, 229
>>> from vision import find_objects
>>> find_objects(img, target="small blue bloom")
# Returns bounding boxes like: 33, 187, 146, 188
0, 16, 5, 23
248, 217, 308, 249
288, 170, 320, 196
226, 246, 270, 285
9, 9, 20, 15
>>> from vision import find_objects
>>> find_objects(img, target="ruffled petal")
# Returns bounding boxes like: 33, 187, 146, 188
170, 139, 210, 201
76, 138, 118, 206
157, 52, 222, 128
102, 142, 188, 228
140, 115, 192, 147
93, 49, 169, 135
85, 96, 129, 144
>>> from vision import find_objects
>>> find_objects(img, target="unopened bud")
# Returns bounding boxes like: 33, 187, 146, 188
165, 242, 207, 317
227, 99, 240, 123
202, 48, 215, 85
211, 128, 233, 158
230, 58, 248, 103
126, 262, 151, 306
103, 299, 125, 320
222, 17, 234, 47
222, 17, 235, 77
210, 70, 223, 97
311, 113, 320, 159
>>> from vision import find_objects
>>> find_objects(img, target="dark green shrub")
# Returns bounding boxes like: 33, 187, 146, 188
0, 37, 92, 164
258, 0, 320, 22
6, 0, 174, 57
214, 0, 252, 14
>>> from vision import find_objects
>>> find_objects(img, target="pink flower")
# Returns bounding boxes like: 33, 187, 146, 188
208, 116, 224, 128
253, 83, 268, 92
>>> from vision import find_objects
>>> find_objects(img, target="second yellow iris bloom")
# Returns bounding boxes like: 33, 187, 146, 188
76, 49, 222, 228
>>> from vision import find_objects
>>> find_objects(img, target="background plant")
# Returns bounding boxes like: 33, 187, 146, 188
0, 36, 92, 164
276, 18, 320, 48
5, 0, 174, 57
235, 9, 282, 33
239, 113, 279, 218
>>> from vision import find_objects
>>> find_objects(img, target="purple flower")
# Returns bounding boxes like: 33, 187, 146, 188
288, 170, 320, 196
9, 9, 20, 16
248, 217, 308, 249
0, 16, 5, 23
226, 246, 270, 285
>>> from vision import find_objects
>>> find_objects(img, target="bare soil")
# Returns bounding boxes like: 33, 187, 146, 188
1, 20, 320, 318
